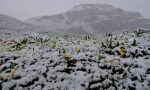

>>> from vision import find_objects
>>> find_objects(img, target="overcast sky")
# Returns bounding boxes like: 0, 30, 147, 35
0, 0, 150, 21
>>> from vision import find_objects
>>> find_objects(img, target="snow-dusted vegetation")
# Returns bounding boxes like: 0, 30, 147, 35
0, 29, 150, 90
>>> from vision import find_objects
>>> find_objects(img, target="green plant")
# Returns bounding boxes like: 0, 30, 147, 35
115, 42, 120, 47
101, 39, 113, 49
101, 42, 106, 48
13, 38, 28, 50
134, 29, 144, 37
9, 62, 17, 69
101, 39, 119, 49
66, 59, 77, 67
131, 39, 137, 46
84, 35, 91, 40
64, 34, 69, 40
106, 32, 113, 37
15, 43, 22, 50
21, 38, 27, 44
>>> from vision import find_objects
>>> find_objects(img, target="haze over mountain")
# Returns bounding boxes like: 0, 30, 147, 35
1, 4, 150, 34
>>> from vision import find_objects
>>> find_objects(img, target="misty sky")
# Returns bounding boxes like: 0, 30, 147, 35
0, 0, 150, 21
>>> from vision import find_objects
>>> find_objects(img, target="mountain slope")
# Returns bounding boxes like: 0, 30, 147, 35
0, 14, 41, 31
27, 4, 150, 34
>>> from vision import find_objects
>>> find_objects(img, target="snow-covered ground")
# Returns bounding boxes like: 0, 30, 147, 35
0, 30, 150, 90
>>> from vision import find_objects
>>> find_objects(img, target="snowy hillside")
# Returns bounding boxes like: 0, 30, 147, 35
0, 29, 150, 90
0, 14, 43, 32
26, 4, 150, 34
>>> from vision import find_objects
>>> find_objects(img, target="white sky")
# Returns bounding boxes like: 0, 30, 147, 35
0, 0, 150, 21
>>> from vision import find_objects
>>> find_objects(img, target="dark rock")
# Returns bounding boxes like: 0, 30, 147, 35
5, 70, 11, 73
99, 65, 107, 69
30, 60, 37, 65
141, 50, 149, 56
128, 85, 136, 90
88, 69, 91, 74
130, 76, 138, 81
123, 72, 127, 79
81, 83, 85, 87
42, 73, 47, 78
0, 82, 2, 90
12, 56, 20, 60
9, 85, 16, 90
132, 64, 139, 68
123, 63, 129, 67
64, 68, 74, 74
50, 60, 54, 63
2, 66, 7, 72
147, 68, 150, 74
4, 58, 11, 62
61, 78, 64, 82
88, 80, 101, 90
41, 84, 45, 88
58, 68, 74, 74
13, 76, 21, 80
19, 77, 39, 87
77, 67, 87, 72
0, 56, 5, 58
112, 68, 124, 74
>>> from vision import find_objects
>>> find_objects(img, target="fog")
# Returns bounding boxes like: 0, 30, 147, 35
0, 0, 150, 20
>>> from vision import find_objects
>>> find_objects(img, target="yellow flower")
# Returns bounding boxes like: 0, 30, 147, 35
70, 55, 74, 59
75, 47, 80, 52
3, 74, 9, 81
7, 39, 17, 45
63, 50, 68, 59
107, 60, 114, 64
20, 44, 26, 48
11, 69, 16, 76
119, 47, 125, 58
63, 53, 68, 58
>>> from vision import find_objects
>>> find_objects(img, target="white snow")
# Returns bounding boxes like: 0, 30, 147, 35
0, 30, 150, 90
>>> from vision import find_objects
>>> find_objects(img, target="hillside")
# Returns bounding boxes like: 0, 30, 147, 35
27, 4, 150, 34
0, 14, 41, 31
